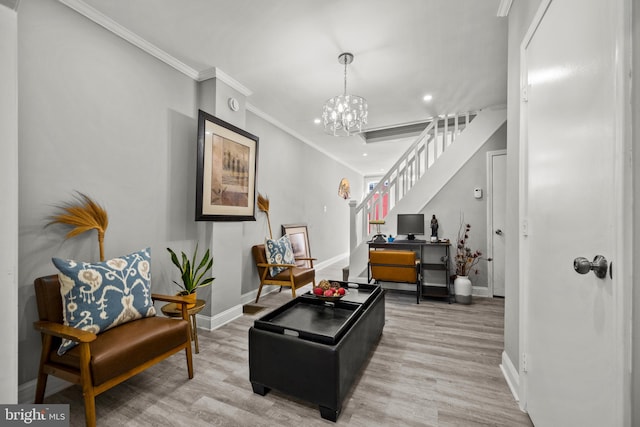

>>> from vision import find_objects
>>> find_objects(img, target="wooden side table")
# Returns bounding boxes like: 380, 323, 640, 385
160, 299, 206, 354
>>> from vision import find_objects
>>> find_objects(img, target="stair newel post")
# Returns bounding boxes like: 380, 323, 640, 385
349, 200, 357, 250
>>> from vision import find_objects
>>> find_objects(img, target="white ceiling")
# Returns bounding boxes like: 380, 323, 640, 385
75, 0, 508, 176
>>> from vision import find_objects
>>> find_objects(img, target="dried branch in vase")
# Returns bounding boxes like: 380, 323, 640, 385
454, 215, 491, 277
257, 193, 272, 239
47, 192, 109, 262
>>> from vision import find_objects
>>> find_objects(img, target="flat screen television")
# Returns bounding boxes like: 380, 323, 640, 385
397, 214, 425, 240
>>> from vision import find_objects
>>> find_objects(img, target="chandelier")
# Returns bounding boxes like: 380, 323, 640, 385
322, 52, 368, 136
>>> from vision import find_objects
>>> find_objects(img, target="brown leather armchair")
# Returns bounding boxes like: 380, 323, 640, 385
251, 244, 316, 303
33, 275, 194, 427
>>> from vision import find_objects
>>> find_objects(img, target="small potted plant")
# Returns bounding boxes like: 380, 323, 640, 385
167, 244, 214, 308
453, 219, 491, 304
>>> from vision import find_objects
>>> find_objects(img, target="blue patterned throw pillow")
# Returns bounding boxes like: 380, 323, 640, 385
52, 248, 156, 355
264, 235, 295, 277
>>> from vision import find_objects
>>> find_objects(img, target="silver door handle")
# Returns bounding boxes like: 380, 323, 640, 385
573, 255, 608, 279
495, 229, 503, 235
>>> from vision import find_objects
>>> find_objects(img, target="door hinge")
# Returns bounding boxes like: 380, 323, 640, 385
521, 86, 528, 102
522, 353, 528, 373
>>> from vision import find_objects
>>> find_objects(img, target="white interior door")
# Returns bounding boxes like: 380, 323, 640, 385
521, 0, 630, 425
488, 150, 506, 297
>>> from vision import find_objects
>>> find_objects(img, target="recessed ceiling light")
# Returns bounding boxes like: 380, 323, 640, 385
363, 153, 368, 157
314, 118, 321, 124
423, 94, 433, 102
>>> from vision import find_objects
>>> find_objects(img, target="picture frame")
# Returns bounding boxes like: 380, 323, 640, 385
196, 110, 259, 221
281, 224, 312, 268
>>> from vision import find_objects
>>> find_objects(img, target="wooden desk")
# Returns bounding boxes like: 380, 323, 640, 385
368, 240, 451, 302
161, 299, 205, 353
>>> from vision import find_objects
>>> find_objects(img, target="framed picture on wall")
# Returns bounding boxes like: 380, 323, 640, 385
196, 109, 259, 221
281, 224, 312, 268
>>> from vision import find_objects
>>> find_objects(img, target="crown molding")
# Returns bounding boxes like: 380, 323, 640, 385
58, 0, 199, 80
198, 67, 252, 96
58, 0, 359, 175
245, 103, 361, 175
496, 0, 513, 17
58, 0, 255, 96
0, 0, 19, 11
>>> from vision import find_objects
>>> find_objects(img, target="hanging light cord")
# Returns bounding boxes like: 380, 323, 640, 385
343, 59, 348, 96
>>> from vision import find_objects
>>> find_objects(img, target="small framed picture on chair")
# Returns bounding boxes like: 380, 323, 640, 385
282, 224, 313, 268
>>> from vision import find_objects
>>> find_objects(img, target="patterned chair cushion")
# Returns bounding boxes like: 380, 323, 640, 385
264, 235, 295, 277
52, 248, 156, 355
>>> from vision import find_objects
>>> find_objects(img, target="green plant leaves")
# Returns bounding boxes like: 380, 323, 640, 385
167, 244, 214, 294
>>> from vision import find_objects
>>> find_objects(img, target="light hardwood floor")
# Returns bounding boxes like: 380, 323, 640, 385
44, 262, 532, 426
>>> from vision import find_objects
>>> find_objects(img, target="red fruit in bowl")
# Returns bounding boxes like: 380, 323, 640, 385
313, 287, 323, 296
337, 287, 346, 295
323, 289, 334, 297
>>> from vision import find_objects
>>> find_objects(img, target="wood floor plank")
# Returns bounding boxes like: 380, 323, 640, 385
42, 267, 532, 426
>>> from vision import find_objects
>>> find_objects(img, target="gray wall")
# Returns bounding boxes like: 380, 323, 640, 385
0, 3, 19, 404
633, 0, 639, 423
17, 0, 196, 384
503, 0, 542, 371
421, 123, 507, 289
240, 113, 362, 295
16, 0, 361, 388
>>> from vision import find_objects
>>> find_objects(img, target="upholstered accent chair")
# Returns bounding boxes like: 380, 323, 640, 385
33, 275, 194, 427
251, 244, 316, 303
368, 250, 421, 303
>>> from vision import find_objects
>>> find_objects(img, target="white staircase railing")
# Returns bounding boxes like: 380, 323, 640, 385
350, 111, 476, 249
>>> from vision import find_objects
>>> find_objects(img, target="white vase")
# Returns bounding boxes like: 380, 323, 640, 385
454, 275, 472, 304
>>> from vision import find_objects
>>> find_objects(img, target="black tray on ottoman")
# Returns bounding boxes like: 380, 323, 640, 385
249, 282, 385, 422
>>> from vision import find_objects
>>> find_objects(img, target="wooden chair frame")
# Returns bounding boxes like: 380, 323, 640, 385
252, 244, 316, 303
33, 275, 194, 427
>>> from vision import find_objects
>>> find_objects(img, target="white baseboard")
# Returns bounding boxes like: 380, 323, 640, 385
472, 286, 491, 297
196, 304, 242, 331
500, 350, 520, 402
240, 284, 280, 306
199, 282, 300, 331
315, 253, 348, 271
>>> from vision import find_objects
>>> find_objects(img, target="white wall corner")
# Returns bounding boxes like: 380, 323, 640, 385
196, 303, 242, 331
497, 0, 513, 17
198, 67, 252, 96
0, 0, 20, 11
500, 350, 521, 402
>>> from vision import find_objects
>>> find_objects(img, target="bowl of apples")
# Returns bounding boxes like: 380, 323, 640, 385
312, 280, 347, 302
